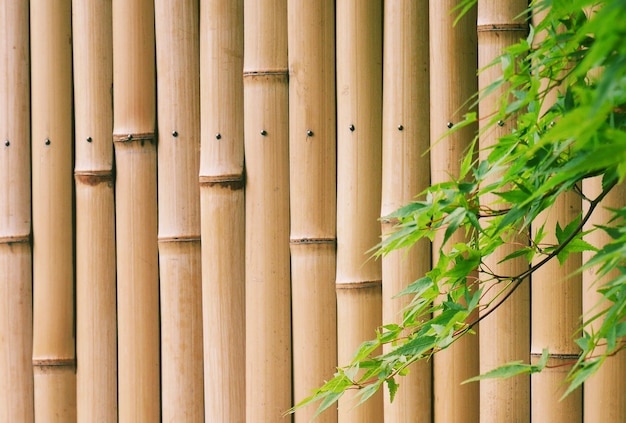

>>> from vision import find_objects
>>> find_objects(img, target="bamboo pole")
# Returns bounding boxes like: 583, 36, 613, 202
30, 0, 76, 420
582, 178, 626, 422
154, 1, 204, 421
0, 2, 33, 420
199, 1, 245, 422
381, 1, 431, 421
287, 1, 337, 422
477, 2, 530, 422
112, 0, 160, 420
336, 0, 383, 421
530, 8, 582, 421
243, 0, 291, 420
430, 2, 480, 422
72, 0, 117, 421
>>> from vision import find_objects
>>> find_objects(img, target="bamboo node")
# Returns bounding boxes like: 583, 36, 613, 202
289, 237, 336, 245
32, 358, 76, 370
477, 23, 528, 32
75, 172, 114, 186
157, 235, 200, 243
336, 280, 382, 290
113, 132, 155, 144
0, 235, 31, 245
199, 174, 245, 190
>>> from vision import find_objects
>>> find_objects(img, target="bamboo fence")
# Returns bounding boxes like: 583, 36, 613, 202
199, 1, 246, 422
112, 0, 160, 421
0, 1, 33, 421
477, 1, 531, 422
0, 2, 623, 422
381, 1, 431, 422
30, 0, 76, 420
288, 1, 338, 422
155, 0, 204, 421
72, 0, 117, 421
430, 1, 480, 422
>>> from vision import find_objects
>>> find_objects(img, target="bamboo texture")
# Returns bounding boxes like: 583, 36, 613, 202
154, 1, 204, 421
0, 3, 33, 421
582, 179, 626, 422
288, 1, 337, 422
477, 2, 530, 422
199, 1, 245, 422
112, 0, 160, 420
72, 0, 117, 421
244, 0, 292, 420
30, 0, 76, 420
336, 0, 383, 420
381, 1, 431, 421
430, 2, 480, 422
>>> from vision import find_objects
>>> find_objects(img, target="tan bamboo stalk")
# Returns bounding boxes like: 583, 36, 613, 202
199, 1, 245, 422
243, 0, 291, 420
112, 0, 160, 420
582, 178, 626, 422
380, 1, 431, 421
336, 0, 383, 421
72, 1, 117, 421
154, 1, 204, 421
30, 1, 76, 420
477, 2, 530, 422
530, 9, 582, 421
287, 1, 337, 422
0, 2, 33, 420
429, 1, 480, 422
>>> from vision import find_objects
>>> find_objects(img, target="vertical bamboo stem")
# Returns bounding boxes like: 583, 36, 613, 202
288, 1, 337, 422
244, 0, 291, 420
154, 1, 204, 421
72, 1, 117, 421
381, 1, 431, 421
112, 0, 160, 420
199, 1, 245, 421
477, 2, 530, 422
0, 2, 33, 420
336, 0, 383, 421
582, 179, 626, 422
430, 2, 480, 422
30, 0, 76, 420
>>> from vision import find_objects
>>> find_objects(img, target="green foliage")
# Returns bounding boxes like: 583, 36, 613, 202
290, 0, 626, 417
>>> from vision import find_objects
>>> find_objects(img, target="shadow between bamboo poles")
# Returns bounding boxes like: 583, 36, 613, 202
244, 1, 291, 419
30, 0, 76, 420
582, 179, 626, 421
0, 2, 34, 421
381, 1, 432, 421
477, 2, 530, 422
72, 0, 117, 420
429, 2, 480, 422
112, 0, 160, 420
336, 0, 383, 420
287, 1, 337, 422
199, 1, 245, 421
154, 1, 204, 421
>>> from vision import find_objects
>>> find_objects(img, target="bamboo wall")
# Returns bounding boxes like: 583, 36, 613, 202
0, 1, 622, 422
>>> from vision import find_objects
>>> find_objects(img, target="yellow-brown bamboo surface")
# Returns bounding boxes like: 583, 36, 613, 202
336, 0, 383, 420
288, 1, 337, 422
154, 1, 204, 421
244, 0, 291, 420
112, 0, 160, 420
0, 2, 33, 421
477, 2, 530, 422
430, 2, 480, 422
582, 178, 626, 422
72, 0, 117, 421
199, 1, 246, 421
30, 0, 76, 420
381, 1, 431, 421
